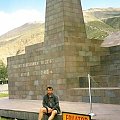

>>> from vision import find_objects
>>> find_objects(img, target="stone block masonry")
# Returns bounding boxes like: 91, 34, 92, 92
90, 45, 120, 88
8, 0, 109, 101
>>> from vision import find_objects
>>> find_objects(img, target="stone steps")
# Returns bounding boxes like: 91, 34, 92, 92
89, 46, 120, 90
68, 87, 120, 104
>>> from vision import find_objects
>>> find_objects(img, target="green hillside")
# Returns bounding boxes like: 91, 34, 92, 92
85, 21, 116, 39
103, 17, 120, 30
83, 8, 120, 39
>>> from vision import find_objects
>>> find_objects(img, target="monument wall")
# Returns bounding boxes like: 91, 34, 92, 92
90, 45, 120, 88
8, 0, 108, 101
68, 45, 120, 104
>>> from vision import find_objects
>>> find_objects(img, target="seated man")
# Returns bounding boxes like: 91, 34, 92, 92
38, 87, 61, 120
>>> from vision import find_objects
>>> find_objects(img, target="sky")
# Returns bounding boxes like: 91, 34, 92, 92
0, 0, 120, 36
81, 0, 120, 10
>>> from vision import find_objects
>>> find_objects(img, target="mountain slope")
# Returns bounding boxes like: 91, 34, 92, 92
0, 22, 44, 63
84, 8, 120, 39
85, 20, 116, 39
0, 8, 120, 64
84, 8, 120, 20
103, 17, 120, 30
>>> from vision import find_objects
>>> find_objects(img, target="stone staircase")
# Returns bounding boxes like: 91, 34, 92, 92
68, 46, 120, 104
90, 46, 120, 88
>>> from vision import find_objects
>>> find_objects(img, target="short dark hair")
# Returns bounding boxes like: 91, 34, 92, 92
46, 86, 53, 90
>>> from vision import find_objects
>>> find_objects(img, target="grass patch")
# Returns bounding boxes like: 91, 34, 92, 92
0, 118, 8, 120
0, 93, 8, 98
0, 118, 14, 120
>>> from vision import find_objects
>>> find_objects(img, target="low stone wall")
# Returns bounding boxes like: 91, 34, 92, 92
0, 109, 38, 120
0, 109, 61, 120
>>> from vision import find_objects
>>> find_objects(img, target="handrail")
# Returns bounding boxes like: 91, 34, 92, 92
89, 75, 101, 87
88, 74, 96, 117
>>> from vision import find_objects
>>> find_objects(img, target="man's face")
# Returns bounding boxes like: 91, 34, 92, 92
47, 88, 53, 95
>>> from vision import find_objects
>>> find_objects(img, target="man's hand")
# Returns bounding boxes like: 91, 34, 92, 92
48, 107, 53, 113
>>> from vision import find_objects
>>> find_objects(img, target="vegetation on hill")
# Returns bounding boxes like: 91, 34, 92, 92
0, 60, 8, 83
103, 17, 120, 30
84, 8, 120, 39
85, 21, 116, 39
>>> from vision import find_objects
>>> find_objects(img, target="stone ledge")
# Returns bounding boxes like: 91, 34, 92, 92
0, 109, 38, 120
0, 109, 61, 120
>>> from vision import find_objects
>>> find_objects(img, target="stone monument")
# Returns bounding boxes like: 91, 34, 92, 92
8, 0, 119, 104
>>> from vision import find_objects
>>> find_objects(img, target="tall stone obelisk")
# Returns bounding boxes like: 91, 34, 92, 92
44, 0, 87, 45
42, 0, 88, 100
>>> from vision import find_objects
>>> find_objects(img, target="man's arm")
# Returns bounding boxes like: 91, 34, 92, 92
43, 96, 48, 108
52, 96, 60, 110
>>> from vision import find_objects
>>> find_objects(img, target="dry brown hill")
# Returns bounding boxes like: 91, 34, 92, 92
0, 22, 44, 64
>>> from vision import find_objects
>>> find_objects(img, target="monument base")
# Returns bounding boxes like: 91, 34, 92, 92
0, 98, 120, 120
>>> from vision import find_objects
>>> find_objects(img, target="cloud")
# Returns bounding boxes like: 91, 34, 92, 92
0, 9, 45, 36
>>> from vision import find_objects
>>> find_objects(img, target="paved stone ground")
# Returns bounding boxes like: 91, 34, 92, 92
0, 84, 8, 93
0, 97, 120, 120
